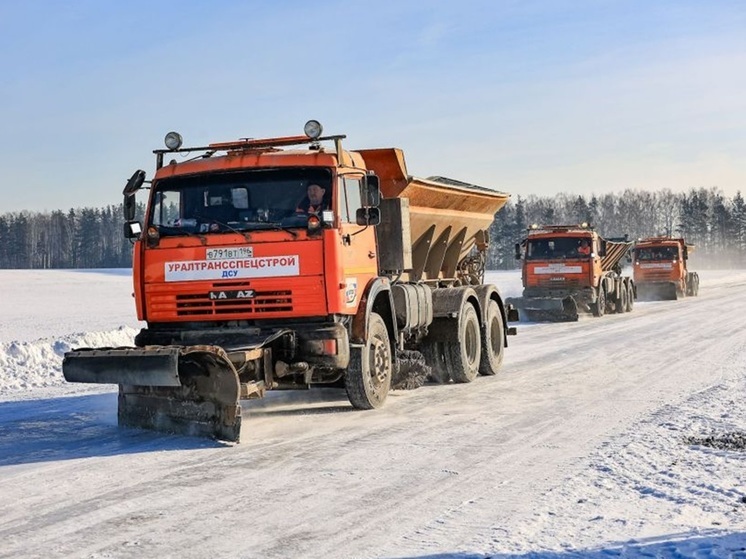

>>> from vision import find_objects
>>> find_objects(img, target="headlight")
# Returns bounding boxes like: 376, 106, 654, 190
164, 131, 183, 150
304, 120, 323, 140
307, 214, 321, 231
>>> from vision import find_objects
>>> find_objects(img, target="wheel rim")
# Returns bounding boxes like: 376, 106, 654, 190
367, 335, 390, 394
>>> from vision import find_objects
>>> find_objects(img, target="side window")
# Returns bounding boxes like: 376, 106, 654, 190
152, 190, 182, 225
340, 177, 362, 223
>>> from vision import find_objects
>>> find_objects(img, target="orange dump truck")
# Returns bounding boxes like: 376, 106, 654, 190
633, 236, 699, 300
506, 224, 635, 321
62, 121, 518, 441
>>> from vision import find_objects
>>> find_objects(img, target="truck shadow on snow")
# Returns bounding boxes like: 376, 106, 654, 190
386, 530, 746, 558
0, 393, 226, 466
0, 388, 359, 466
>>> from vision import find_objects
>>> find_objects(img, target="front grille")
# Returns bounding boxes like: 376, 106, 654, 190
639, 270, 674, 281
535, 277, 583, 288
174, 289, 293, 316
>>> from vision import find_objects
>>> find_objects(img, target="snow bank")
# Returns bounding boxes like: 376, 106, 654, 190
0, 327, 139, 395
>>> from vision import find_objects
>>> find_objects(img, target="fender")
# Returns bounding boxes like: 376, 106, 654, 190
431, 286, 481, 322
351, 277, 397, 344
473, 284, 515, 342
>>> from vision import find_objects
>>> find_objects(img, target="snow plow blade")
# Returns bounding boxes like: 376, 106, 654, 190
637, 283, 677, 301
62, 346, 241, 442
506, 296, 579, 322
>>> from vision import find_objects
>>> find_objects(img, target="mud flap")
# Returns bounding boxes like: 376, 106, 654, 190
63, 346, 242, 442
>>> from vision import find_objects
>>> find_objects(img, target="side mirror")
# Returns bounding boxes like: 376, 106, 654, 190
514, 242, 522, 260
123, 170, 146, 196
683, 247, 688, 260
362, 174, 381, 207
123, 170, 145, 221
356, 207, 381, 226
123, 221, 142, 239
123, 194, 137, 221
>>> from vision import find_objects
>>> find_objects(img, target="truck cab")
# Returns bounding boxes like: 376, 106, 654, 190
508, 224, 635, 321
633, 237, 699, 300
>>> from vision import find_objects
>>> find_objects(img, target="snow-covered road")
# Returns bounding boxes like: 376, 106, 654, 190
0, 269, 745, 558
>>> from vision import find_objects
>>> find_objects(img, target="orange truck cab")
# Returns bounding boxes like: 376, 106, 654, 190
62, 121, 518, 441
507, 224, 635, 321
633, 236, 699, 300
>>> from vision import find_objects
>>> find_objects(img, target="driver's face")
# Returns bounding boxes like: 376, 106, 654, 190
307, 184, 325, 205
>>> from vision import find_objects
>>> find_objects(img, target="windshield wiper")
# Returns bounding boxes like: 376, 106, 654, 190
242, 222, 299, 238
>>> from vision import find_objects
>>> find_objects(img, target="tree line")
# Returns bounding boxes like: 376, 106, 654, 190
0, 203, 145, 269
0, 187, 744, 269
488, 187, 746, 270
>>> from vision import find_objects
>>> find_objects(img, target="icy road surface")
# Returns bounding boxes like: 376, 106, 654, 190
0, 269, 745, 558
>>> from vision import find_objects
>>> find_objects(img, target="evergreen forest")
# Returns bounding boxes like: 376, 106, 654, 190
1, 187, 744, 270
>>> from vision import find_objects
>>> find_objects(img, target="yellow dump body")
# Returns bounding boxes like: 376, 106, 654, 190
357, 148, 510, 282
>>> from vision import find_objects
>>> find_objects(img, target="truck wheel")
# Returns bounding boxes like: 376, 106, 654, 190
617, 282, 628, 314
444, 303, 481, 383
345, 312, 392, 409
592, 288, 606, 317
479, 299, 505, 376
625, 282, 634, 312
686, 273, 699, 296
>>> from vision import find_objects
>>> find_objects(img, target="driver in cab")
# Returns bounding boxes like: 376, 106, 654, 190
296, 183, 328, 214
578, 239, 591, 256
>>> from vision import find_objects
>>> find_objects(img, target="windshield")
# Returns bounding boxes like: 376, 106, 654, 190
526, 237, 592, 260
635, 246, 678, 261
148, 167, 333, 235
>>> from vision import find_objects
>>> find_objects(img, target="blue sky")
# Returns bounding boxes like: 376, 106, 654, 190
1, 0, 744, 212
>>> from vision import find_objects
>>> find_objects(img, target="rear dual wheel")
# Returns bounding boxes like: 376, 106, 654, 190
624, 281, 635, 312
479, 299, 505, 376
422, 302, 482, 384
592, 287, 606, 317
444, 304, 481, 383
616, 282, 629, 314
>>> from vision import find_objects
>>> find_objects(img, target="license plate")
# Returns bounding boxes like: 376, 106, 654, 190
206, 247, 253, 260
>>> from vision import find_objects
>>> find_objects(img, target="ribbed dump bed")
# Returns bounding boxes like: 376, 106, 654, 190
601, 239, 633, 272
356, 148, 510, 281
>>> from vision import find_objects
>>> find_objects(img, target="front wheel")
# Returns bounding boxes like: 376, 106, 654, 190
345, 312, 392, 409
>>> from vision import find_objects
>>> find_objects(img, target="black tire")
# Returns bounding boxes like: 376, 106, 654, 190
444, 303, 481, 383
420, 339, 450, 384
625, 282, 634, 312
592, 287, 606, 317
479, 299, 505, 376
345, 312, 392, 409
617, 282, 628, 314
687, 273, 700, 297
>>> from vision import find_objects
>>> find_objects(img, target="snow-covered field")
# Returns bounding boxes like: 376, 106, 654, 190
1, 268, 745, 558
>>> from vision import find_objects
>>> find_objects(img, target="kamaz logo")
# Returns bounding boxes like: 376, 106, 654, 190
209, 290, 255, 300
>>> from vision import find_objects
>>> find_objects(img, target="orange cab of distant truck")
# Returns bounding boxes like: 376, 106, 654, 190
633, 236, 699, 300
